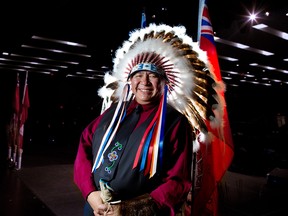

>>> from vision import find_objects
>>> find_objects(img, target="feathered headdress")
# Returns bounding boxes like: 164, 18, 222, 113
96, 23, 226, 175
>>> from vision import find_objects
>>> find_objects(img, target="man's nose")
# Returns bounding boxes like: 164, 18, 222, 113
140, 74, 150, 84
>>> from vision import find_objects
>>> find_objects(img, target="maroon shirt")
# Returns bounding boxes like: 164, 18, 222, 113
73, 100, 192, 215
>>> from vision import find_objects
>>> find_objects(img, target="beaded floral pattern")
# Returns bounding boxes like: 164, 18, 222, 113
105, 141, 123, 174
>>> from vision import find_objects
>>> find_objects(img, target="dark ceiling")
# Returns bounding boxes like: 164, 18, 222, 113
1, 0, 288, 113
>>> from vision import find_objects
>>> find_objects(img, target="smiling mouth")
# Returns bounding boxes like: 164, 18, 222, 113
138, 88, 152, 92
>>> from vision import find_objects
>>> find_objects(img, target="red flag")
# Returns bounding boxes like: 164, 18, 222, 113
13, 73, 21, 116
18, 72, 30, 150
191, 1, 234, 215
13, 73, 21, 141
8, 73, 21, 160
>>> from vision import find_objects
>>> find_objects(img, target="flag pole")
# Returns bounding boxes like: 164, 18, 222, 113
189, 1, 205, 215
197, 0, 205, 42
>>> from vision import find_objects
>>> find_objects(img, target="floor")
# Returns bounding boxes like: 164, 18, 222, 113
0, 143, 84, 216
218, 168, 288, 216
0, 160, 57, 216
0, 164, 55, 216
1, 145, 288, 216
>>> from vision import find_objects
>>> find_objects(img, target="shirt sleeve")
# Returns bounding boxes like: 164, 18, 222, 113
150, 117, 193, 215
73, 116, 101, 199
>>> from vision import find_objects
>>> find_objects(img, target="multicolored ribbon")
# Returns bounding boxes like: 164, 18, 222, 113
133, 85, 167, 177
92, 84, 130, 173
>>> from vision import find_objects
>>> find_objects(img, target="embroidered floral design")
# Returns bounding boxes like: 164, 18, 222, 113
105, 142, 123, 174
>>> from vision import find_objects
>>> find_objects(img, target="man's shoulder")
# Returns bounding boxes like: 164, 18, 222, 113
166, 104, 184, 117
166, 104, 188, 125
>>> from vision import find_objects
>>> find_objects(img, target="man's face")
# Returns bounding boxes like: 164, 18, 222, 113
130, 70, 165, 105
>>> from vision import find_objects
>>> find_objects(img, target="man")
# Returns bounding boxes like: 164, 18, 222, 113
74, 23, 224, 216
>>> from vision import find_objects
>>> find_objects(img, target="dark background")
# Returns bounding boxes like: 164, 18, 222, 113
1, 0, 288, 176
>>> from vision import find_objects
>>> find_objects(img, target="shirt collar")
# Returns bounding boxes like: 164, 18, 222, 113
129, 99, 159, 112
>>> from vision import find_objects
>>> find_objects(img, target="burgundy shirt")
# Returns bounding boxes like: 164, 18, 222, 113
73, 100, 192, 215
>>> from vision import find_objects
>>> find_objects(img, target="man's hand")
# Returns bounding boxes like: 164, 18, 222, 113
87, 191, 109, 215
